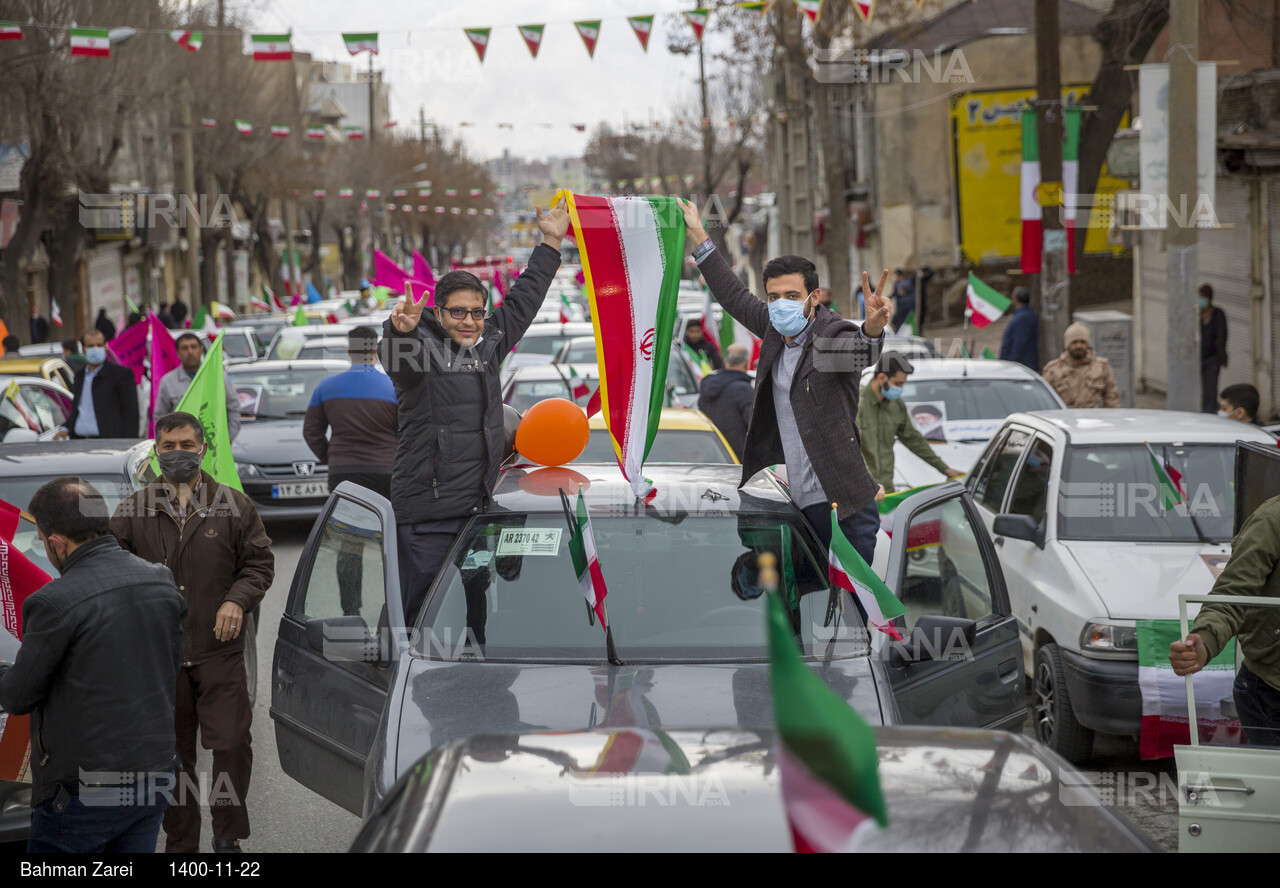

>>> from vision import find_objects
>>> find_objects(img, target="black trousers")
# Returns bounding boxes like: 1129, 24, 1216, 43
1234, 663, 1280, 748
397, 518, 466, 624
329, 471, 392, 617
1201, 359, 1221, 414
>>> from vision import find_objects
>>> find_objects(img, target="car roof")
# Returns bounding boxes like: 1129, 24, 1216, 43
491, 463, 786, 514
586, 407, 717, 432
0, 357, 58, 371
875, 358, 1043, 380
227, 359, 349, 373
1011, 409, 1280, 445
520, 323, 593, 337
0, 439, 139, 476
507, 364, 598, 382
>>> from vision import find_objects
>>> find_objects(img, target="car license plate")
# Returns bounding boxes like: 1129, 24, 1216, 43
272, 481, 328, 499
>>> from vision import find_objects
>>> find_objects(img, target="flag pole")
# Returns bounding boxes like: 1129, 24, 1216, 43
602, 600, 624, 666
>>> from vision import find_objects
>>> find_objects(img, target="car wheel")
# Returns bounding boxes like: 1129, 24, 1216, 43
1033, 643, 1093, 763
244, 612, 258, 708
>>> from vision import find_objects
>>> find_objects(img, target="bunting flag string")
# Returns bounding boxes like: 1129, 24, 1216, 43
464, 27, 491, 62
684, 8, 710, 42
518, 24, 544, 58
575, 20, 601, 58
854, 0, 876, 25
627, 15, 653, 51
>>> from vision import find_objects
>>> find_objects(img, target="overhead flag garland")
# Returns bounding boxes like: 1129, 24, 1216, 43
737, 1, 773, 13
270, 124, 291, 138
797, 0, 822, 22
200, 117, 217, 128
342, 32, 378, 55
518, 24, 545, 58
0, 23, 22, 41
465, 27, 491, 62
305, 125, 325, 140
627, 15, 654, 51
251, 33, 293, 61
854, 0, 875, 24
70, 27, 110, 57
234, 119, 253, 135
170, 30, 202, 52
684, 8, 711, 42
575, 20, 601, 58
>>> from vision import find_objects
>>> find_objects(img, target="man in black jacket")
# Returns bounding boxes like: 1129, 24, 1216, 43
677, 197, 891, 565
54, 330, 139, 440
683, 318, 723, 371
698, 343, 753, 458
381, 203, 568, 621
0, 477, 185, 853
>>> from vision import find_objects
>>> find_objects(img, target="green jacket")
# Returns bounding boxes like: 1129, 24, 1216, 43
1191, 494, 1280, 692
856, 383, 951, 493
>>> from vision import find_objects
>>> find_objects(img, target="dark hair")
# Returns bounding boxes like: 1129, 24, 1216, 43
912, 404, 943, 419
2, 335, 19, 353
174, 332, 203, 351
1199, 283, 1214, 301
62, 339, 79, 354
348, 325, 378, 356
155, 411, 205, 444
1220, 383, 1260, 419
434, 271, 486, 308
762, 256, 818, 294
1013, 286, 1031, 305
875, 351, 914, 379
685, 318, 702, 330
127, 312, 143, 327
28, 476, 110, 544
82, 329, 105, 345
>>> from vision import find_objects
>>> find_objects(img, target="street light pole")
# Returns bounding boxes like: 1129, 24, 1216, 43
1165, 3, 1200, 412
181, 78, 200, 308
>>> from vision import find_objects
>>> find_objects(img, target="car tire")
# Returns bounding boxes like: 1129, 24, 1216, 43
1033, 643, 1094, 763
244, 612, 258, 708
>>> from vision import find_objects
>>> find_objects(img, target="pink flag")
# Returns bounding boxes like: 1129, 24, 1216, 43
147, 313, 181, 436
107, 316, 151, 385
413, 251, 436, 288
374, 249, 421, 297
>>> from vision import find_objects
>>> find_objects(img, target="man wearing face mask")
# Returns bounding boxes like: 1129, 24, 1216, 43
677, 198, 889, 564
54, 330, 139, 440
858, 352, 964, 493
110, 412, 275, 853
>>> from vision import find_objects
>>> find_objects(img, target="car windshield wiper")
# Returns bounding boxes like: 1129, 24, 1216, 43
250, 412, 289, 421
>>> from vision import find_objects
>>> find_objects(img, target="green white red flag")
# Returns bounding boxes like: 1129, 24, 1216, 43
464, 28, 490, 63
70, 27, 110, 57
339, 188, 354, 199
1137, 619, 1241, 759
200, 117, 217, 128
797, 0, 823, 22
569, 366, 590, 401
234, 119, 253, 136
684, 9, 711, 42
1145, 442, 1186, 511
1020, 109, 1041, 273
252, 33, 292, 61
854, 0, 875, 24
344, 125, 364, 140
568, 488, 609, 629
828, 508, 905, 641
170, 30, 202, 52
737, 1, 773, 14
518, 24, 544, 58
270, 124, 290, 138
627, 15, 653, 50
306, 126, 325, 140
558, 191, 683, 500
560, 291, 574, 324
1063, 106, 1081, 275
683, 342, 713, 376
767, 592, 888, 852
0, 23, 22, 41
343, 32, 378, 55
575, 20, 601, 58
50, 299, 62, 327
965, 273, 1010, 328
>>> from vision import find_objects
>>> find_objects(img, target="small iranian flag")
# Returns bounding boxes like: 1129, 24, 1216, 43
737, 1, 773, 14
828, 508, 905, 641
797, 0, 823, 22
70, 27, 110, 58
568, 488, 609, 629
252, 33, 292, 61
854, 0, 876, 24
200, 117, 217, 128
627, 15, 653, 51
50, 298, 62, 327
898, 309, 915, 336
560, 292, 574, 324
470, 188, 483, 198
170, 30, 202, 52
1020, 109, 1041, 273
366, 189, 380, 200
965, 273, 1011, 328
339, 188, 354, 199
0, 23, 22, 41
569, 366, 590, 401
444, 188, 458, 197
518, 24, 544, 58
270, 124, 290, 138
250, 292, 270, 312
344, 125, 364, 140
575, 20, 601, 58
234, 119, 253, 136
767, 592, 888, 853
683, 342, 713, 376
343, 32, 378, 55
684, 174, 695, 188
981, 346, 997, 360
1063, 106, 1081, 275
393, 189, 409, 198
305, 126, 325, 140
701, 288, 719, 354
464, 28, 490, 63
269, 286, 288, 312
418, 188, 432, 198
684, 8, 711, 42
1137, 620, 1241, 759
1145, 442, 1186, 511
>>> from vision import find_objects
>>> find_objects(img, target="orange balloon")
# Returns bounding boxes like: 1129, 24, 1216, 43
515, 398, 590, 466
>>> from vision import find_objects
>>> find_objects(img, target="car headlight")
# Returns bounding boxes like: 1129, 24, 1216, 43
1081, 620, 1138, 654
234, 461, 260, 478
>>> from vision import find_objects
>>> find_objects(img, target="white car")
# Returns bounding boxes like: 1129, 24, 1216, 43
553, 336, 701, 408
965, 409, 1277, 762
860, 359, 1064, 490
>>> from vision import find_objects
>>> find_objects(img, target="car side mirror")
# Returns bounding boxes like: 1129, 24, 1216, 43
888, 614, 977, 667
3, 428, 38, 443
305, 615, 376, 664
993, 513, 1045, 549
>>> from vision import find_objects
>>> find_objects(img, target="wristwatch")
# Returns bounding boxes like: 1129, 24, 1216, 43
692, 239, 716, 263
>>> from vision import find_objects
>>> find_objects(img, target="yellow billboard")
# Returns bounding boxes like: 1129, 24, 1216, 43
951, 86, 1128, 264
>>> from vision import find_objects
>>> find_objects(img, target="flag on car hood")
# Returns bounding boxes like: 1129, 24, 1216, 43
1145, 442, 1186, 511
556, 191, 683, 500
828, 508, 905, 641
568, 488, 608, 630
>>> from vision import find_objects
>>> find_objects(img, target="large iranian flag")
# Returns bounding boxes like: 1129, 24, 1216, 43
559, 192, 684, 500
1020, 109, 1041, 273
965, 273, 1011, 328
1063, 106, 1081, 275
1137, 619, 1241, 760
768, 593, 888, 852
828, 509, 905, 641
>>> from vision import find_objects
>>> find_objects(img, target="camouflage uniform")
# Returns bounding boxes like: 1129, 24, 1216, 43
1041, 348, 1120, 409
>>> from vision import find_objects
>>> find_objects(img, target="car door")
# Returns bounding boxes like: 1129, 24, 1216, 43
881, 484, 1026, 731
271, 482, 406, 815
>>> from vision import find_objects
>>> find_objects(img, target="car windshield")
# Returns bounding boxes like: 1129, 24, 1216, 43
421, 511, 862, 661
514, 335, 574, 358
506, 377, 592, 413
231, 367, 334, 420
899, 378, 1060, 441
298, 344, 351, 362
576, 429, 733, 464
220, 331, 259, 359
0, 473, 132, 572
1058, 444, 1235, 542
563, 342, 597, 364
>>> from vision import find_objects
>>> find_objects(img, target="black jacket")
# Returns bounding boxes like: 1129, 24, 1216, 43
0, 536, 186, 805
1202, 306, 1228, 367
685, 336, 723, 371
66, 361, 139, 439
380, 243, 560, 523
698, 368, 753, 459
698, 246, 882, 521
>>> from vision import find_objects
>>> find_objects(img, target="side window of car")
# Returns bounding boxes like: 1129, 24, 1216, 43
299, 498, 386, 638
973, 429, 1029, 513
23, 386, 66, 430
669, 351, 696, 395
898, 496, 996, 624
965, 429, 1006, 496
1005, 437, 1054, 526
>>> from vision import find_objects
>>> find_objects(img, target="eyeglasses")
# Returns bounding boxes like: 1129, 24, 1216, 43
443, 308, 487, 321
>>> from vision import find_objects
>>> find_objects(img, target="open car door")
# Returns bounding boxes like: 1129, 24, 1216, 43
270, 482, 406, 815
880, 482, 1026, 730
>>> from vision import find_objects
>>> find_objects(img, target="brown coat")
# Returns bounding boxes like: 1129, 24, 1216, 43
1041, 348, 1121, 409
110, 471, 274, 666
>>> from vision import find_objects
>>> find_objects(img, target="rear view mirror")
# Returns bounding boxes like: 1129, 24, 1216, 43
888, 614, 977, 667
305, 615, 376, 663
993, 513, 1044, 548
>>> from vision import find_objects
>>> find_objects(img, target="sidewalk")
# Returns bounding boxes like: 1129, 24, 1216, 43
910, 298, 1165, 410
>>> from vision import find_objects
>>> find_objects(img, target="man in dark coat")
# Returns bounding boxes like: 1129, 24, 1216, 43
999, 286, 1039, 372
94, 308, 117, 342
29, 311, 49, 344
54, 330, 139, 439
698, 343, 754, 458
1201, 283, 1228, 413
677, 197, 890, 565
381, 204, 568, 622
683, 318, 723, 371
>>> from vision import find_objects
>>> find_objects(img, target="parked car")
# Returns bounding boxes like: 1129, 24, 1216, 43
552, 336, 701, 408
501, 322, 593, 376
265, 325, 354, 361
0, 357, 73, 390
860, 359, 1065, 490
271, 465, 1025, 816
228, 360, 346, 520
580, 408, 738, 465
293, 338, 354, 363
0, 375, 74, 442
352, 726, 1157, 852
964, 409, 1277, 762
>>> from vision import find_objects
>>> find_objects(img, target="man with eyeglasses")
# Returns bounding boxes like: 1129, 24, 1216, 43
381, 203, 569, 621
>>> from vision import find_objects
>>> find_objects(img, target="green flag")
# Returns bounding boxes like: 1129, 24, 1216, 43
959, 340, 972, 359
981, 347, 997, 360
162, 334, 242, 491
293, 304, 308, 326
191, 304, 209, 331
125, 294, 141, 315
898, 310, 915, 336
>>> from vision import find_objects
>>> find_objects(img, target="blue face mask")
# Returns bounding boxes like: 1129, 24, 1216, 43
85, 346, 107, 365
768, 296, 811, 337
883, 384, 904, 400
1198, 297, 1209, 310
